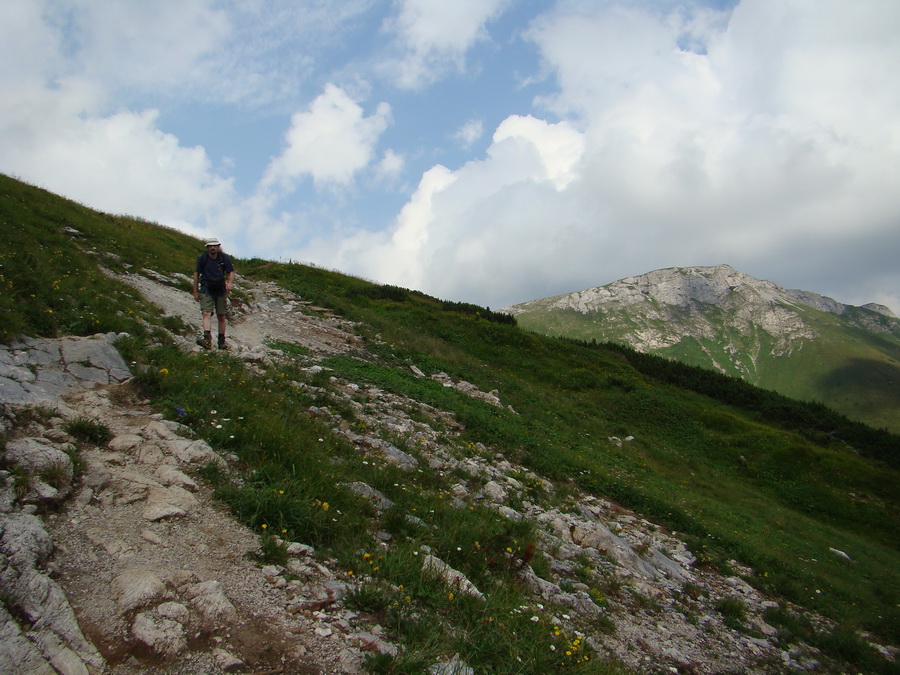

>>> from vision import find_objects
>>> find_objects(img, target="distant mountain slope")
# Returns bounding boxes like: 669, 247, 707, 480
505, 265, 900, 432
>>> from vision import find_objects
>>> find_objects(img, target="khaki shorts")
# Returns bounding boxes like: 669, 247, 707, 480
200, 293, 228, 315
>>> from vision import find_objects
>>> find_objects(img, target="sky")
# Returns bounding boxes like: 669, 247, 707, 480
2, 0, 899, 314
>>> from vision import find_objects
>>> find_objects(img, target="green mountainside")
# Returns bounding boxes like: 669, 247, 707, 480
2, 174, 899, 672
504, 265, 900, 433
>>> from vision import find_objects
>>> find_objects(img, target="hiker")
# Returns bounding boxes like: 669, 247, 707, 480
192, 238, 235, 350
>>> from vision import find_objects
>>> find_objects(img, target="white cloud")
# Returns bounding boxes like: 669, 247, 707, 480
321, 0, 900, 310
375, 149, 405, 182
3, 106, 234, 235
261, 84, 391, 190
454, 119, 484, 148
381, 0, 511, 88
0, 0, 239, 238
56, 0, 231, 95
492, 116, 584, 190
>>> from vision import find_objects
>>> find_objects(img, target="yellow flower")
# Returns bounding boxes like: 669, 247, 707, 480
261, 524, 267, 530
322, 502, 330, 511
158, 368, 169, 375
448, 593, 455, 601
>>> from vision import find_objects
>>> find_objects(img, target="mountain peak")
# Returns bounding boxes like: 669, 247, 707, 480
509, 264, 841, 317
504, 265, 900, 431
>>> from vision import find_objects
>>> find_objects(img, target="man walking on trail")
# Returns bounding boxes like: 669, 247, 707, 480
193, 239, 235, 350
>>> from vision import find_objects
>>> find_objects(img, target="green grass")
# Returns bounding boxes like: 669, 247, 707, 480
3, 173, 899, 673
62, 416, 113, 445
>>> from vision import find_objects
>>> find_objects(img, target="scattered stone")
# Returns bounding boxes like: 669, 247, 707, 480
132, 611, 187, 658
184, 580, 238, 625
346, 481, 394, 510
212, 647, 244, 672
155, 465, 199, 491
108, 434, 143, 452
422, 554, 484, 600
112, 569, 167, 613
429, 654, 475, 675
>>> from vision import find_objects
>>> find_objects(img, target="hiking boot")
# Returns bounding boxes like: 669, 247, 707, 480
217, 337, 228, 350
196, 335, 212, 350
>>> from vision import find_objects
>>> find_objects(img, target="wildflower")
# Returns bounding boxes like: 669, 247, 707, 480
321, 502, 330, 511
158, 368, 169, 375
448, 593, 455, 601
261, 524, 267, 530
530, 616, 540, 622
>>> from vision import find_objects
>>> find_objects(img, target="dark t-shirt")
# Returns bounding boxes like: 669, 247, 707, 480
196, 252, 234, 297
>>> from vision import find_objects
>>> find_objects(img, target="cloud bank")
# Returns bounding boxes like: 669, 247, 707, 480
316, 0, 900, 311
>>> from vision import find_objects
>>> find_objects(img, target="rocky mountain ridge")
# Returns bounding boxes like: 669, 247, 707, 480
504, 265, 900, 431
1, 269, 869, 674
506, 264, 895, 352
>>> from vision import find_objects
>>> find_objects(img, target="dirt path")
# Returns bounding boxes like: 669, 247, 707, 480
120, 271, 363, 357
1, 271, 384, 674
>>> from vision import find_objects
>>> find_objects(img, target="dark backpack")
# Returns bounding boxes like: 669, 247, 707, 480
200, 252, 227, 294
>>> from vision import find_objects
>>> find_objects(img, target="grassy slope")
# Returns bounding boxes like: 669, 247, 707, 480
514, 299, 900, 433
2, 174, 899, 670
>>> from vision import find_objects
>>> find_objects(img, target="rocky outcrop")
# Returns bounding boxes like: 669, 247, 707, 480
0, 334, 132, 405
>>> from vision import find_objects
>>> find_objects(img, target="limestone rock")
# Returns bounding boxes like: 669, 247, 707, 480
422, 554, 483, 600
112, 569, 167, 613
155, 465, 199, 491
132, 611, 187, 658
184, 580, 237, 625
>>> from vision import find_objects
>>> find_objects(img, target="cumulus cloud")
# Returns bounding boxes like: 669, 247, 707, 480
52, 0, 231, 95
381, 0, 511, 88
262, 84, 391, 190
0, 0, 240, 237
323, 0, 900, 310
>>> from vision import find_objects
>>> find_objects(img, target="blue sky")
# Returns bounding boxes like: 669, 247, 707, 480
2, 0, 899, 314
